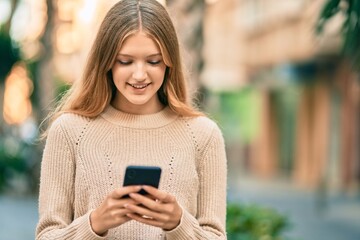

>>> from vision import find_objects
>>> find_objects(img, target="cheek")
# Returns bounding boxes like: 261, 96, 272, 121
111, 67, 127, 84
151, 67, 166, 83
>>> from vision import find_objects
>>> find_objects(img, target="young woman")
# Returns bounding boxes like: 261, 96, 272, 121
36, 0, 227, 239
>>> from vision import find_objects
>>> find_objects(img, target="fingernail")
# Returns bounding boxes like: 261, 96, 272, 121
124, 204, 128, 208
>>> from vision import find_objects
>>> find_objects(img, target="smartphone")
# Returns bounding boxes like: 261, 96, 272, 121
122, 165, 162, 196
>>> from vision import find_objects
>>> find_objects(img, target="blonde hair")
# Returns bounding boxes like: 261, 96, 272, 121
46, 0, 202, 129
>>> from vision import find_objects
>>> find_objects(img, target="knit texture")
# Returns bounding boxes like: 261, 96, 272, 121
36, 105, 227, 240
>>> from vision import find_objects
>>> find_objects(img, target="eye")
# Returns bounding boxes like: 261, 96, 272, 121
148, 60, 161, 65
117, 60, 132, 65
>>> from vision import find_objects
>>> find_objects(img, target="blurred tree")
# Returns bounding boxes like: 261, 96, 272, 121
317, 0, 360, 70
0, 0, 54, 194
0, 31, 19, 81
0, 0, 20, 134
35, 0, 55, 122
317, 0, 360, 189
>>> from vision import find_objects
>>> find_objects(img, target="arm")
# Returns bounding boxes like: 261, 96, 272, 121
36, 119, 105, 240
164, 124, 227, 239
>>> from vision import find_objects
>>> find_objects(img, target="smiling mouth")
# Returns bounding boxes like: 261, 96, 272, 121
128, 83, 151, 89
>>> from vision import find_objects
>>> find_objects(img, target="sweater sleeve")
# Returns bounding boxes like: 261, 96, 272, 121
165, 123, 227, 239
36, 119, 105, 240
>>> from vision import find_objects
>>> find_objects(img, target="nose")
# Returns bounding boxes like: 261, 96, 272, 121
132, 63, 147, 81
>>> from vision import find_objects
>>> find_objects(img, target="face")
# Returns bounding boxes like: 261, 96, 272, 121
111, 32, 167, 114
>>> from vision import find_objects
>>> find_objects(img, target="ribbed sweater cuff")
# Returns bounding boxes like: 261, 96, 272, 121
164, 207, 197, 239
81, 210, 107, 239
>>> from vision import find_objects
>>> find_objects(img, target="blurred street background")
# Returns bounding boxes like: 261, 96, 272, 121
0, 0, 359, 239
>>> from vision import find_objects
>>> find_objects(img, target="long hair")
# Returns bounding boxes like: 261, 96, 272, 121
46, 0, 203, 128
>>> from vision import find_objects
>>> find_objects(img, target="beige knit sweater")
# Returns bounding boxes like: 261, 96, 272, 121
36, 105, 227, 240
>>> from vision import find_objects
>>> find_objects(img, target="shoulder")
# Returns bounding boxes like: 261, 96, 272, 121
182, 115, 222, 134
179, 115, 224, 147
47, 113, 92, 142
50, 112, 91, 130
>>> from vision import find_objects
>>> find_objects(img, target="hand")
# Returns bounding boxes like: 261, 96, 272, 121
90, 186, 142, 236
124, 186, 182, 231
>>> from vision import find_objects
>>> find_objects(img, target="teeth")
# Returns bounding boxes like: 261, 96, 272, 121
130, 83, 149, 89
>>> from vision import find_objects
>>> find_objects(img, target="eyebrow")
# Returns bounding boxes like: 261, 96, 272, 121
117, 53, 162, 57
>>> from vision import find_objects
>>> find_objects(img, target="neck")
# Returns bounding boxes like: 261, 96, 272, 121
111, 97, 164, 115
100, 104, 178, 129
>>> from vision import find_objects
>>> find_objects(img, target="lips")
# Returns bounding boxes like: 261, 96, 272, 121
128, 83, 151, 89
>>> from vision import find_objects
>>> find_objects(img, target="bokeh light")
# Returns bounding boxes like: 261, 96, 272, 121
0, 0, 11, 24
3, 63, 33, 125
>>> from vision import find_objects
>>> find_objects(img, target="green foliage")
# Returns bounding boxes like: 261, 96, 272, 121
317, 0, 360, 68
55, 77, 71, 98
272, 87, 300, 174
0, 134, 39, 194
227, 203, 292, 240
317, 0, 341, 24
208, 88, 261, 143
0, 27, 20, 82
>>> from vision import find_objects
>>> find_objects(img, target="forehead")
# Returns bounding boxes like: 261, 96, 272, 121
118, 32, 161, 56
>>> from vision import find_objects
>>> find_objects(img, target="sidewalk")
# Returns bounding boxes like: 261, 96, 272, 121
0, 195, 38, 240
228, 173, 360, 240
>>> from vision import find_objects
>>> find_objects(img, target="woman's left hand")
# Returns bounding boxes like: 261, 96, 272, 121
124, 186, 182, 230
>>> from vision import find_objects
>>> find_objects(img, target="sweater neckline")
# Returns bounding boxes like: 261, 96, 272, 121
100, 104, 178, 129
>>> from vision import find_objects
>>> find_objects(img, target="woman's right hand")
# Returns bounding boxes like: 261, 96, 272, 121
90, 186, 142, 236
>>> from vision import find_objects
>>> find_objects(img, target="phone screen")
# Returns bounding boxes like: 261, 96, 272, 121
123, 165, 162, 196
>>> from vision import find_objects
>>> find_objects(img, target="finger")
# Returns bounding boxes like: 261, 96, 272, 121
142, 186, 175, 203
124, 203, 165, 221
111, 186, 142, 199
111, 208, 135, 218
109, 197, 141, 211
144, 194, 156, 200
126, 213, 163, 228
129, 193, 163, 212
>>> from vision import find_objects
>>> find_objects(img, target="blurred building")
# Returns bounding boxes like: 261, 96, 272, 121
3, 0, 358, 193
202, 0, 360, 192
